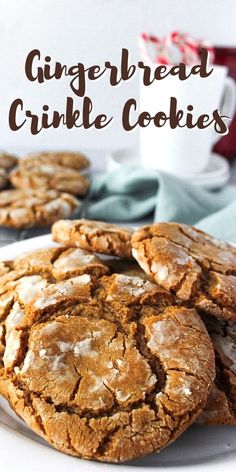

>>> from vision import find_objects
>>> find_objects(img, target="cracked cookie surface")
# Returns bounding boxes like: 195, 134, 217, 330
0, 271, 214, 462
0, 189, 79, 228
19, 151, 90, 171
132, 223, 236, 321
0, 247, 109, 388
10, 164, 90, 196
52, 219, 133, 258
13, 246, 109, 280
198, 313, 236, 425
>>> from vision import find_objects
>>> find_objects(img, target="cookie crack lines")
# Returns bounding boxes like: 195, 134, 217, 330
95, 425, 121, 457
12, 316, 161, 419
0, 253, 215, 461
172, 266, 198, 301
177, 225, 236, 272
52, 219, 133, 258
69, 375, 82, 402
22, 380, 159, 421
134, 320, 165, 394
0, 190, 79, 229
28, 396, 47, 436
131, 223, 236, 322
66, 429, 79, 456
11, 373, 162, 423
141, 224, 236, 275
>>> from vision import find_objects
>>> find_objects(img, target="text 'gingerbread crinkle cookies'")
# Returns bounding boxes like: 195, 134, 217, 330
10, 164, 90, 196
19, 151, 90, 171
198, 313, 236, 425
132, 223, 236, 321
52, 219, 133, 258
0, 273, 215, 462
0, 189, 79, 228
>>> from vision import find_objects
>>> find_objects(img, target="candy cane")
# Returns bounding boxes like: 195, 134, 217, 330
139, 33, 172, 64
139, 31, 215, 66
138, 33, 155, 64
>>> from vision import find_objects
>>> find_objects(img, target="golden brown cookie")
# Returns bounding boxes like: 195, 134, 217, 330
198, 313, 236, 425
0, 189, 79, 228
132, 223, 236, 321
0, 272, 214, 462
0, 152, 18, 171
0, 270, 50, 388
0, 169, 9, 190
10, 164, 90, 196
19, 151, 90, 171
14, 246, 109, 280
0, 260, 13, 276
52, 219, 133, 258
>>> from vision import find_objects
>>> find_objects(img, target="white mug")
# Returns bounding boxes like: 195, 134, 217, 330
139, 65, 236, 176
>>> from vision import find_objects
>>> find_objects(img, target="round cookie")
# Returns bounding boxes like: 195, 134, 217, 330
0, 169, 9, 190
52, 219, 133, 258
0, 152, 18, 171
10, 164, 90, 196
132, 223, 236, 321
0, 189, 79, 228
19, 151, 90, 171
198, 313, 236, 425
0, 273, 214, 462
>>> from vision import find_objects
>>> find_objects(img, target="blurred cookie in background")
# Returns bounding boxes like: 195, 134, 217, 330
0, 152, 18, 171
0, 151, 18, 190
19, 150, 90, 171
0, 189, 79, 228
0, 169, 9, 190
10, 164, 90, 196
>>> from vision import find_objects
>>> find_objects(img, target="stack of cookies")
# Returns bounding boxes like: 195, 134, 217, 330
0, 151, 91, 229
0, 218, 235, 463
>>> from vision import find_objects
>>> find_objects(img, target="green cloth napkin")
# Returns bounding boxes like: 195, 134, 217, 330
85, 165, 236, 243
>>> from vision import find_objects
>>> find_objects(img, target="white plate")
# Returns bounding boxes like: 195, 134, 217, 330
108, 150, 230, 190
0, 235, 236, 472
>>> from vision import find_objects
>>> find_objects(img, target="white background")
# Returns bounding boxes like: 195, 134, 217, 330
0, 0, 235, 154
